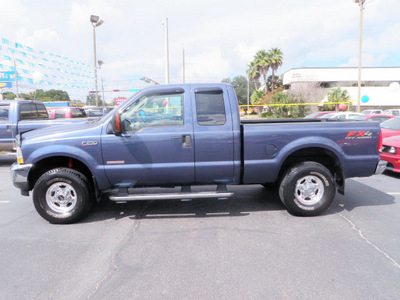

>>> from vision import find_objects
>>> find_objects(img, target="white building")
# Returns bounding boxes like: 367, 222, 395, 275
281, 67, 400, 108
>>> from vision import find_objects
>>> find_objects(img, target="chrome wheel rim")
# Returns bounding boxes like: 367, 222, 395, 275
46, 182, 77, 213
295, 175, 324, 206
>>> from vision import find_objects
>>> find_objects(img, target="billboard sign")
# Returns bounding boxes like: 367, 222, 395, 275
115, 97, 127, 106
0, 82, 12, 88
0, 71, 16, 82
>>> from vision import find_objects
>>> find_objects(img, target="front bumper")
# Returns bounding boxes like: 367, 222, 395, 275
374, 160, 388, 175
10, 163, 33, 196
380, 153, 400, 173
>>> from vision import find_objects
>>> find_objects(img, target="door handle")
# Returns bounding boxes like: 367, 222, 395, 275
181, 135, 192, 148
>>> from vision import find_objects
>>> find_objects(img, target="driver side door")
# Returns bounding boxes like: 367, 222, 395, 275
102, 88, 195, 187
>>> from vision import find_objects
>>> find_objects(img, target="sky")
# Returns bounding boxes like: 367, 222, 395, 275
0, 0, 399, 102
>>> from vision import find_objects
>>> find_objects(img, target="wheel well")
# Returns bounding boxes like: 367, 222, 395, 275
278, 147, 343, 187
28, 156, 94, 191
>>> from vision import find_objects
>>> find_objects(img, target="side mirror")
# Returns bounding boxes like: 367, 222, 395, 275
112, 113, 122, 136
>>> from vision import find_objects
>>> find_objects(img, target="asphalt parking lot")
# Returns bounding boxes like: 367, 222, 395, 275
0, 156, 399, 299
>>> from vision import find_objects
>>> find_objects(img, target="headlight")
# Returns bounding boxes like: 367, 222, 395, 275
16, 146, 24, 164
388, 146, 397, 154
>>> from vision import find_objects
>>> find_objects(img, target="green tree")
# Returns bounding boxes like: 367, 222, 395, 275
253, 50, 272, 94
268, 48, 283, 91
222, 75, 256, 106
250, 90, 265, 105
324, 87, 350, 111
246, 61, 260, 90
86, 93, 103, 106
3, 92, 16, 100
271, 91, 308, 118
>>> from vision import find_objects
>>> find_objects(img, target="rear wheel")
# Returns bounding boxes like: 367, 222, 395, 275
33, 168, 93, 224
279, 162, 335, 216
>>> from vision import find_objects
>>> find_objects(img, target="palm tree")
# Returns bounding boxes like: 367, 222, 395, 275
254, 50, 271, 93
246, 61, 260, 90
326, 87, 350, 111
269, 48, 283, 92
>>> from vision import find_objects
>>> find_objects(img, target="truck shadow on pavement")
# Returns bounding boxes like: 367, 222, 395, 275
84, 179, 395, 223
328, 178, 395, 215
85, 185, 285, 223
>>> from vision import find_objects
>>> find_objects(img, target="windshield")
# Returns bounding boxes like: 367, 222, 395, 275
304, 112, 321, 119
380, 117, 400, 130
320, 113, 335, 119
352, 115, 368, 121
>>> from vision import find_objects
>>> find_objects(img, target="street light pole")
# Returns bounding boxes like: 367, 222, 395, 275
354, 0, 365, 113
163, 18, 170, 84
90, 15, 104, 107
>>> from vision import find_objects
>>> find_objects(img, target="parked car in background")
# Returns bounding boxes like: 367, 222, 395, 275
361, 109, 383, 115
351, 114, 394, 123
83, 106, 115, 117
47, 107, 87, 119
380, 117, 400, 138
381, 136, 400, 173
382, 109, 400, 116
304, 111, 335, 118
319, 112, 364, 120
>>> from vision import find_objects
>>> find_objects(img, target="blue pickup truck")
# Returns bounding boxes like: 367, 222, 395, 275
0, 99, 85, 153
11, 83, 386, 223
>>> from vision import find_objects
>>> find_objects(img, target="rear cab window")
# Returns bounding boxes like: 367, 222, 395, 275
19, 102, 49, 120
0, 105, 10, 121
195, 88, 226, 126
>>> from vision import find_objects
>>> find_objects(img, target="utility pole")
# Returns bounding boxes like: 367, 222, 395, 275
163, 18, 170, 84
182, 48, 185, 83
14, 60, 19, 99
354, 0, 365, 113
101, 78, 105, 106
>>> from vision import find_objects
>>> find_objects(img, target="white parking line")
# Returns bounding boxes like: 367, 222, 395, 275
0, 201, 10, 203
387, 192, 400, 195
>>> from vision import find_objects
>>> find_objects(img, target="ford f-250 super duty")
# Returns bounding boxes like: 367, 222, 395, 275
11, 83, 386, 223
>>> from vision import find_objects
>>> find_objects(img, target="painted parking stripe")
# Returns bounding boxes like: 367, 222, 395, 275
0, 201, 10, 203
387, 192, 400, 195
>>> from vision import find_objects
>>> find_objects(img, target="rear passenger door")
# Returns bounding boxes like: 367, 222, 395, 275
192, 87, 235, 184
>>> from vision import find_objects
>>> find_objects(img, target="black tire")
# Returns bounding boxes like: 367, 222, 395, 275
33, 168, 93, 224
279, 162, 335, 216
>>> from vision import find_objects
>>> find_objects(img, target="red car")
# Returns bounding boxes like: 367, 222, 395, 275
380, 117, 400, 138
304, 111, 335, 118
381, 136, 400, 173
48, 107, 87, 119
352, 114, 394, 123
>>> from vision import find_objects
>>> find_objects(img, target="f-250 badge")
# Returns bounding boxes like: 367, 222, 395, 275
82, 141, 98, 146
345, 131, 373, 140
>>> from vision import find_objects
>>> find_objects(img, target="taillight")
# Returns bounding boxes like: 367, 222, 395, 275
378, 131, 383, 153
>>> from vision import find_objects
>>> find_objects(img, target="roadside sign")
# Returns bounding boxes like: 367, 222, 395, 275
115, 97, 127, 106
0, 71, 16, 82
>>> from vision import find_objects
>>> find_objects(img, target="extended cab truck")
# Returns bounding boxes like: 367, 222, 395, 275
0, 100, 86, 153
11, 84, 386, 224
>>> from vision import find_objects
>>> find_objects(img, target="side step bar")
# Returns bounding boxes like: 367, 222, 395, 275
109, 192, 233, 202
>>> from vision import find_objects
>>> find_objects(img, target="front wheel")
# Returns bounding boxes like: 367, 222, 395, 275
33, 168, 93, 224
279, 162, 335, 216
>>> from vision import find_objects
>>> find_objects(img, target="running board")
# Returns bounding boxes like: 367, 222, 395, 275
109, 191, 233, 202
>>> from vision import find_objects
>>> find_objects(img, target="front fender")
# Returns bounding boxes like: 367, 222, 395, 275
25, 145, 110, 190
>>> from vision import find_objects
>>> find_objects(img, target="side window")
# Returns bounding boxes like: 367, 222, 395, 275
71, 108, 87, 118
120, 93, 184, 132
20, 103, 38, 120
195, 89, 226, 126
0, 105, 10, 120
36, 104, 49, 119
393, 111, 399, 116
55, 109, 67, 118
